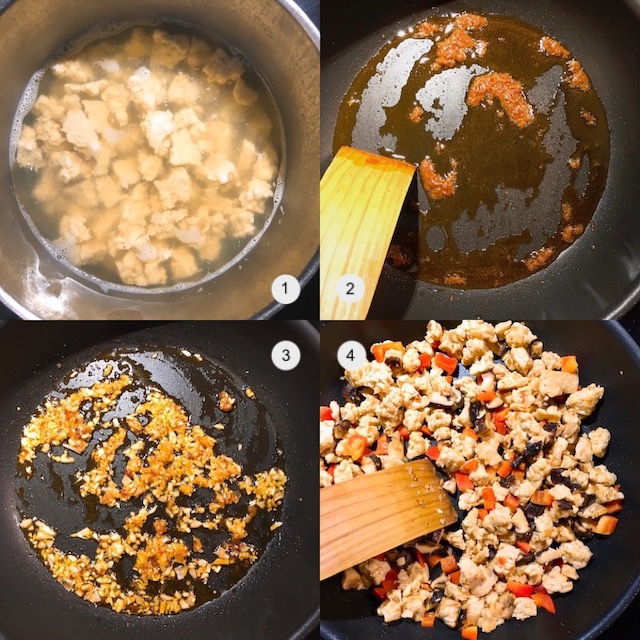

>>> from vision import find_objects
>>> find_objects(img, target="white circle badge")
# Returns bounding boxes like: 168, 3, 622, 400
337, 340, 367, 371
336, 274, 365, 304
272, 340, 301, 371
271, 274, 301, 305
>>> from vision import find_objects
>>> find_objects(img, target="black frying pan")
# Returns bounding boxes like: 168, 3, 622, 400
0, 321, 319, 640
321, 0, 640, 319
319, 320, 640, 640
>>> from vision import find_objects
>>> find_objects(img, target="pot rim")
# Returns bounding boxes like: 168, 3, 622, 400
0, 0, 320, 320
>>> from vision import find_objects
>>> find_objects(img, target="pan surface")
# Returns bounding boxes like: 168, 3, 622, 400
0, 321, 319, 640
321, 0, 640, 318
319, 320, 640, 640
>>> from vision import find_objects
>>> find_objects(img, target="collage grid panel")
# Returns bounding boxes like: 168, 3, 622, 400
1, 0, 640, 639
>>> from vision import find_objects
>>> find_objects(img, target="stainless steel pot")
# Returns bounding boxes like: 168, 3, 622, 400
0, 0, 319, 318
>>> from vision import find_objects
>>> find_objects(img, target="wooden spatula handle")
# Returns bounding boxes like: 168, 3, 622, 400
320, 146, 415, 320
320, 459, 457, 581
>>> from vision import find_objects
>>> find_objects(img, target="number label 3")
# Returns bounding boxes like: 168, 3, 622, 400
272, 341, 301, 371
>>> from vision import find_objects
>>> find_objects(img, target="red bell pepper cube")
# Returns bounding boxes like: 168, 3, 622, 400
506, 581, 534, 597
440, 555, 459, 575
434, 352, 458, 374
426, 445, 441, 460
346, 434, 367, 461
532, 592, 556, 614
419, 353, 432, 370
421, 612, 436, 627
482, 487, 496, 511
455, 471, 474, 492
461, 626, 478, 640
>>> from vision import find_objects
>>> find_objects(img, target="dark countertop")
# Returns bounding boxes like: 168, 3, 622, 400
600, 315, 640, 640
299, 5, 320, 640
270, 0, 319, 320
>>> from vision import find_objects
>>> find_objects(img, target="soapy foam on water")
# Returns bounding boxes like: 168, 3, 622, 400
23, 261, 72, 319
10, 20, 287, 296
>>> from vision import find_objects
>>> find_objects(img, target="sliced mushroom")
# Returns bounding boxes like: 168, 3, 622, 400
333, 420, 351, 439
455, 399, 473, 428
479, 371, 496, 391
361, 454, 383, 474
573, 518, 595, 541
530, 340, 544, 358
512, 508, 530, 533
429, 392, 454, 407
342, 383, 364, 405
470, 401, 486, 427
427, 529, 445, 545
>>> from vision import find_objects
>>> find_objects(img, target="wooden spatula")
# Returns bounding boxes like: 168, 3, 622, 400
320, 459, 457, 581
320, 146, 415, 320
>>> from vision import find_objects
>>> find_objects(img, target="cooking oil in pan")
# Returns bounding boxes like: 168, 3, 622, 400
334, 13, 610, 288
15, 347, 286, 615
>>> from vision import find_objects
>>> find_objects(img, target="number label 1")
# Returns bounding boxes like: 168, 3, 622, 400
271, 275, 301, 305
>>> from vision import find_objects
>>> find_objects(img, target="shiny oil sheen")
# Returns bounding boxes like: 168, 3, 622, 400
333, 14, 610, 289
15, 347, 285, 611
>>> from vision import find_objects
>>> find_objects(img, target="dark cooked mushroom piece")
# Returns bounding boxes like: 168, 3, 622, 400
573, 520, 595, 541
424, 528, 444, 546
515, 530, 534, 542
429, 392, 455, 408
523, 440, 543, 460
516, 552, 536, 566
499, 474, 515, 488
430, 589, 444, 604
395, 549, 414, 568
368, 454, 383, 471
524, 502, 546, 520
450, 389, 464, 411
441, 543, 456, 558
557, 499, 573, 511
549, 468, 570, 485
385, 549, 400, 564
543, 421, 559, 433
333, 420, 351, 439
469, 401, 481, 424
473, 413, 487, 432
385, 357, 404, 376
342, 383, 365, 405
530, 340, 544, 358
